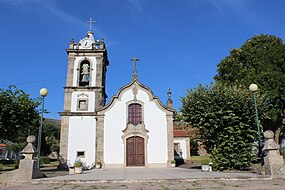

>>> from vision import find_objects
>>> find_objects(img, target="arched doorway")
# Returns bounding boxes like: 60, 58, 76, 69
126, 136, 145, 166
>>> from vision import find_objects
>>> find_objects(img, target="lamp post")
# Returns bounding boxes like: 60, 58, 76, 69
37, 88, 48, 169
249, 84, 262, 162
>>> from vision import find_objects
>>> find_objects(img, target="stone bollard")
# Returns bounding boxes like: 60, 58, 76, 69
262, 130, 285, 176
0, 135, 46, 186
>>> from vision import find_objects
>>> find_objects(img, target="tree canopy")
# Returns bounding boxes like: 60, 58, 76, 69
214, 34, 285, 142
215, 34, 285, 97
0, 85, 61, 158
180, 34, 285, 170
181, 84, 269, 170
0, 85, 40, 143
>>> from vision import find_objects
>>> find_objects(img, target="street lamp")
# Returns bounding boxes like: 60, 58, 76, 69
37, 88, 48, 169
249, 84, 262, 162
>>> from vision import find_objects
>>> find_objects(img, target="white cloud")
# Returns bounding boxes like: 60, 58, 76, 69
124, 0, 147, 15
0, 0, 33, 6
0, 0, 118, 45
209, 0, 249, 12
0, 0, 86, 28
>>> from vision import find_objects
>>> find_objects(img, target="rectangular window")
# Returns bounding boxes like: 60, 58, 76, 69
77, 99, 88, 111
77, 151, 85, 158
128, 103, 142, 125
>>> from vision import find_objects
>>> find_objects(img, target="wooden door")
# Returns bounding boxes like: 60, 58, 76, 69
126, 136, 145, 166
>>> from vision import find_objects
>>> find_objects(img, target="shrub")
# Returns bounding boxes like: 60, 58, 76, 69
74, 161, 83, 167
181, 84, 264, 170
96, 161, 102, 165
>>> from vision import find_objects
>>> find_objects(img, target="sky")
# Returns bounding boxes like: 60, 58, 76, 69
1, 0, 285, 119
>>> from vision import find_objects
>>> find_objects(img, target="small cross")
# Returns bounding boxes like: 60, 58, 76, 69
86, 17, 96, 32
130, 56, 140, 80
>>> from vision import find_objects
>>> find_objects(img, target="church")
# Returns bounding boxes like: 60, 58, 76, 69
59, 27, 176, 168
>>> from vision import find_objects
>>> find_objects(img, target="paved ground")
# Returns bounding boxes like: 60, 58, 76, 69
1, 168, 285, 190
4, 179, 285, 190
34, 167, 264, 182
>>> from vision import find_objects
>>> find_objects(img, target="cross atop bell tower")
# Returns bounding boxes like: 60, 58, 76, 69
86, 17, 96, 32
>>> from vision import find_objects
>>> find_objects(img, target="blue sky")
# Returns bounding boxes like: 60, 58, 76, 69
1, 0, 285, 119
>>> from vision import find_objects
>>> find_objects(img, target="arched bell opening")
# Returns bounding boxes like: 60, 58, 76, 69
79, 60, 90, 86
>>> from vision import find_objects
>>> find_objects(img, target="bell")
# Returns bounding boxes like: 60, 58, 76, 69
81, 75, 89, 82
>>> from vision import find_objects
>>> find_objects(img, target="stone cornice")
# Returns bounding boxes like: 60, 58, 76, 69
64, 86, 104, 90
97, 80, 176, 114
58, 111, 97, 116
66, 49, 106, 54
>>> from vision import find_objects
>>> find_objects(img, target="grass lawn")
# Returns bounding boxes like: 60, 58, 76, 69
0, 160, 68, 177
0, 163, 18, 173
191, 155, 212, 165
42, 161, 59, 168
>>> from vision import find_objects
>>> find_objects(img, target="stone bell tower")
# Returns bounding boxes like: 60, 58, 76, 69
59, 20, 109, 167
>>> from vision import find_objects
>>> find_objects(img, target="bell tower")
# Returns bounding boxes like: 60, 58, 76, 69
59, 26, 109, 167
63, 31, 108, 111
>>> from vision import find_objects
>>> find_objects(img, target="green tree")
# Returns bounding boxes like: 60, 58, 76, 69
0, 85, 40, 145
215, 34, 285, 143
181, 84, 269, 170
42, 119, 60, 157
45, 135, 59, 159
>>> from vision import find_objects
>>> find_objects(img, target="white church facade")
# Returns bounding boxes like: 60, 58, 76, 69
59, 29, 175, 168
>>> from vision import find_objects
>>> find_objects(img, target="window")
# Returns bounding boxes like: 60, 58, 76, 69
79, 100, 86, 109
77, 151, 85, 158
128, 103, 142, 125
77, 99, 88, 111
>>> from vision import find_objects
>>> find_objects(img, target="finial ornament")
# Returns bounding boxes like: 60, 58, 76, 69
167, 88, 172, 98
86, 17, 96, 32
167, 88, 173, 108
131, 56, 140, 80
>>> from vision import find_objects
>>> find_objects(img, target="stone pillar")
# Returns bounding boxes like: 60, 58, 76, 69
66, 53, 76, 86
186, 138, 191, 161
58, 116, 69, 169
166, 114, 174, 167
95, 56, 104, 108
96, 115, 105, 167
262, 130, 285, 176
63, 88, 72, 112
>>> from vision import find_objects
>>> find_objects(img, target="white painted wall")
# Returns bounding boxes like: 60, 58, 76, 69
72, 56, 97, 86
67, 116, 96, 168
137, 90, 167, 164
71, 92, 95, 112
174, 138, 187, 159
103, 86, 168, 165
104, 100, 125, 164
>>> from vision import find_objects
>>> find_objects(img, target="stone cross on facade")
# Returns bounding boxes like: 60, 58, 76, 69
131, 56, 140, 81
86, 17, 96, 32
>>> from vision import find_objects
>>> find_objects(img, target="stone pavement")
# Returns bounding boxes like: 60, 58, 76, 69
32, 167, 269, 184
